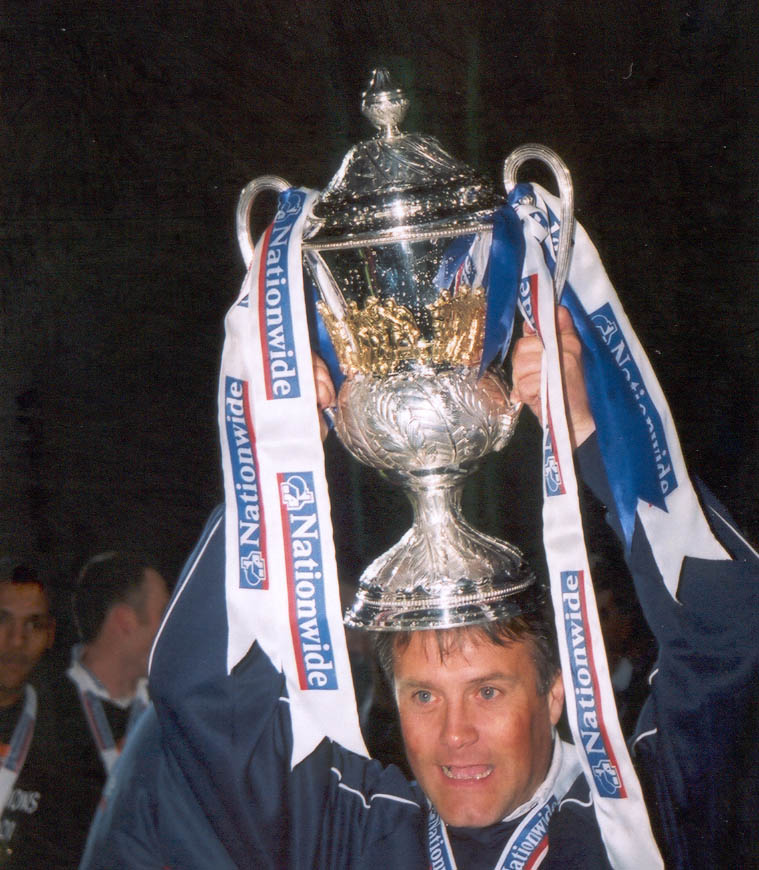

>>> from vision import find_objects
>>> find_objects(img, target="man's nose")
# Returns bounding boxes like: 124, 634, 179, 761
439, 699, 477, 749
8, 621, 26, 647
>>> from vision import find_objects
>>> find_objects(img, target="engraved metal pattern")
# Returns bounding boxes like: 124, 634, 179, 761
344, 480, 536, 630
337, 364, 533, 631
335, 365, 518, 474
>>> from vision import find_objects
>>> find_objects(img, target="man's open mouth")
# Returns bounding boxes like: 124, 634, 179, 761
441, 765, 493, 781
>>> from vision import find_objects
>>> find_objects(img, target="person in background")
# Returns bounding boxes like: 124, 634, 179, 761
51, 550, 169, 866
0, 559, 57, 867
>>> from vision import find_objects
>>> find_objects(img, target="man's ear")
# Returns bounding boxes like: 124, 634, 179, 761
548, 670, 565, 727
108, 602, 139, 636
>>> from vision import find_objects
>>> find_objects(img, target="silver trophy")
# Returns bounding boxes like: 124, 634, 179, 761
237, 69, 574, 631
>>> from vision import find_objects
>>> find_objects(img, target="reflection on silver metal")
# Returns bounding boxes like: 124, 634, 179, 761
236, 175, 290, 268
236, 69, 577, 631
303, 69, 502, 250
503, 145, 575, 298
360, 67, 410, 138
337, 365, 533, 630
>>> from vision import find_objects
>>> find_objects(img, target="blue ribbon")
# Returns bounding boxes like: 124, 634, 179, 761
507, 182, 674, 546
434, 233, 476, 290
305, 274, 345, 391
562, 288, 670, 547
481, 205, 525, 373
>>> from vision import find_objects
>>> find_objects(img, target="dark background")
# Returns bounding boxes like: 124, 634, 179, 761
2, 1, 757, 623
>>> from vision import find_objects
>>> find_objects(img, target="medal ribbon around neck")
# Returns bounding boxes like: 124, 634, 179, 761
427, 738, 581, 870
67, 657, 148, 775
428, 800, 558, 870
75, 690, 147, 775
0, 684, 37, 815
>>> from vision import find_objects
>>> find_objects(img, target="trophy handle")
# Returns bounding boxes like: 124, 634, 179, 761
236, 175, 291, 268
503, 145, 574, 298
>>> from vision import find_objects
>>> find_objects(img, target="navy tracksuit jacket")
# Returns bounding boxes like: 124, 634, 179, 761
81, 436, 759, 869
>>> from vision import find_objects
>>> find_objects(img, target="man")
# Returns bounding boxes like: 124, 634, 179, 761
0, 560, 57, 867
53, 550, 169, 864
81, 312, 758, 869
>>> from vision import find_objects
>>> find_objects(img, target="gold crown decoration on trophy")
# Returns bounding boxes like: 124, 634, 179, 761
236, 68, 575, 631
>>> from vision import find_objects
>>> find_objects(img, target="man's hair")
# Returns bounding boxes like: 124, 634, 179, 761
72, 551, 157, 643
373, 584, 559, 696
0, 557, 50, 601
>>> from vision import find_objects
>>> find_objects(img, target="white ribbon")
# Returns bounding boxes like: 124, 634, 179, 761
0, 684, 37, 815
513, 184, 728, 868
219, 188, 366, 767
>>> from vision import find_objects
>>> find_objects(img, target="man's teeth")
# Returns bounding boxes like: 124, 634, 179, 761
441, 765, 492, 780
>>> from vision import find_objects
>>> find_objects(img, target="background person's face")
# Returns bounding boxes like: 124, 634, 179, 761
394, 630, 563, 827
0, 582, 54, 703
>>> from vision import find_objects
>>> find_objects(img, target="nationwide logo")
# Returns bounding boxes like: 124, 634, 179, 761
279, 471, 337, 690
561, 569, 625, 799
525, 203, 549, 243
506, 796, 557, 870
257, 190, 306, 401
590, 303, 677, 498
546, 203, 561, 260
518, 274, 538, 329
543, 426, 565, 497
427, 810, 450, 870
224, 377, 267, 589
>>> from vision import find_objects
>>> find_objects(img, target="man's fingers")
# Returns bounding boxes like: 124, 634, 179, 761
522, 318, 536, 336
312, 354, 336, 442
556, 305, 576, 334
510, 331, 544, 421
312, 354, 336, 410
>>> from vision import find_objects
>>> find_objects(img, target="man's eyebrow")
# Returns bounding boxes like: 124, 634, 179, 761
395, 671, 518, 691
395, 677, 435, 691
0, 607, 48, 619
465, 671, 518, 687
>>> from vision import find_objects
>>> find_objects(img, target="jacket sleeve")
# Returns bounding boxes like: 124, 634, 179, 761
146, 505, 302, 867
142, 506, 424, 870
79, 705, 239, 870
575, 434, 759, 868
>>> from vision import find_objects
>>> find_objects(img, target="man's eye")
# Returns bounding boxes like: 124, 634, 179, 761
414, 690, 433, 704
479, 686, 498, 701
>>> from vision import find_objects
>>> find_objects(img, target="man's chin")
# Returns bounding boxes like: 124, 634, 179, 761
0, 670, 31, 694
437, 803, 504, 829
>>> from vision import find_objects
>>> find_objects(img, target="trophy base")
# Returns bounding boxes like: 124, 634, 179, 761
343, 473, 536, 631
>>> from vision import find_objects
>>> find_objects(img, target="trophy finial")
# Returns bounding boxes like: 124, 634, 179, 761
361, 68, 409, 138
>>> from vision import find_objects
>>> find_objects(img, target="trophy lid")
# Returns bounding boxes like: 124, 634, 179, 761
305, 69, 503, 249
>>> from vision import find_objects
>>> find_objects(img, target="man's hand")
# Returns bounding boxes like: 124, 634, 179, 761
511, 306, 596, 449
312, 354, 336, 442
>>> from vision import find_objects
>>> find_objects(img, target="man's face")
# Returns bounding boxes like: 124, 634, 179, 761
132, 568, 169, 675
0, 582, 54, 704
394, 629, 563, 828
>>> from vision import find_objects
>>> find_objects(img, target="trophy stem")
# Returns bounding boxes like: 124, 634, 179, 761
402, 470, 475, 580
344, 467, 535, 631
